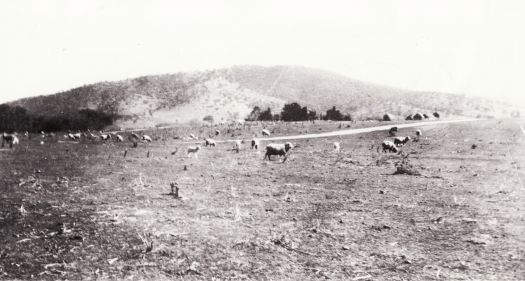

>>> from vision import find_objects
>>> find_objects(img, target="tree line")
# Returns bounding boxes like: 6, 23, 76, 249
0, 104, 117, 133
246, 103, 352, 122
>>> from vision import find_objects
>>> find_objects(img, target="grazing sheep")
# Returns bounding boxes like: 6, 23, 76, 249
381, 140, 398, 153
414, 129, 422, 142
70, 132, 81, 140
130, 132, 140, 140
333, 142, 341, 152
394, 136, 411, 147
215, 130, 220, 136
189, 133, 197, 140
100, 134, 111, 141
389, 126, 398, 136
142, 135, 152, 142
232, 140, 242, 152
2, 133, 18, 148
264, 142, 294, 160
187, 145, 201, 158
204, 138, 216, 147
251, 138, 259, 150
261, 129, 271, 136
115, 134, 124, 142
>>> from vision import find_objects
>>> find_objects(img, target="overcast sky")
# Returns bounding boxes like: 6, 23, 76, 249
1, 0, 524, 106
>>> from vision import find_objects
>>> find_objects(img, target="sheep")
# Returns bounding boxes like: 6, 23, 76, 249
215, 129, 220, 136
232, 140, 242, 152
413, 129, 422, 142
261, 129, 271, 136
100, 134, 111, 141
115, 134, 124, 142
381, 140, 398, 153
389, 126, 398, 136
251, 138, 259, 150
68, 132, 81, 140
394, 136, 411, 147
130, 132, 140, 140
142, 135, 152, 142
2, 133, 18, 148
187, 145, 201, 158
189, 133, 198, 140
204, 138, 216, 147
333, 142, 341, 152
264, 142, 294, 161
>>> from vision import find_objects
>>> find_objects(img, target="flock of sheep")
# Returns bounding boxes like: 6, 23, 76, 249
187, 129, 292, 161
381, 128, 422, 153
2, 124, 423, 162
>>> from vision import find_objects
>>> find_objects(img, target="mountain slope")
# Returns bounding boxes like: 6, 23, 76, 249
8, 65, 515, 127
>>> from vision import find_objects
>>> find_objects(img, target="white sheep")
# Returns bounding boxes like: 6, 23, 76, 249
414, 129, 422, 142
381, 140, 398, 153
189, 133, 197, 140
333, 142, 341, 152
69, 132, 81, 140
215, 129, 220, 136
261, 129, 271, 136
394, 136, 411, 147
142, 135, 152, 142
187, 145, 201, 158
115, 134, 124, 142
264, 142, 294, 161
232, 140, 242, 152
204, 138, 216, 147
251, 138, 259, 150
100, 134, 111, 141
1, 133, 18, 148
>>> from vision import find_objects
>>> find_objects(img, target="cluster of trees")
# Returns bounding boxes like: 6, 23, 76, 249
0, 104, 117, 132
246, 103, 352, 122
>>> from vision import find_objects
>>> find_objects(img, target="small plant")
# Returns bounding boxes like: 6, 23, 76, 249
170, 182, 180, 199
138, 232, 153, 253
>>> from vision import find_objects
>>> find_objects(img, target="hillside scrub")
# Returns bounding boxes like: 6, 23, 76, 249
0, 104, 117, 132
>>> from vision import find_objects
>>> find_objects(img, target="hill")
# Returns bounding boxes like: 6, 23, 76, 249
7, 65, 517, 128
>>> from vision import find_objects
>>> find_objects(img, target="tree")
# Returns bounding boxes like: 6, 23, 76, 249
203, 115, 214, 123
246, 106, 261, 121
281, 102, 309, 121
259, 107, 273, 121
325, 106, 343, 121
308, 110, 317, 121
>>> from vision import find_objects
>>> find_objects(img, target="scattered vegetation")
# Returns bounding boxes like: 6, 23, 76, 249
0, 104, 117, 132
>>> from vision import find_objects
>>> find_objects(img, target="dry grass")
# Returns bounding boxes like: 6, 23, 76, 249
1, 119, 524, 280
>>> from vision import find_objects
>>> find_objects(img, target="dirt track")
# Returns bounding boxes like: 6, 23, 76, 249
261, 118, 481, 141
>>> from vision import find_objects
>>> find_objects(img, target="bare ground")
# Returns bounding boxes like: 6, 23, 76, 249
1, 119, 524, 280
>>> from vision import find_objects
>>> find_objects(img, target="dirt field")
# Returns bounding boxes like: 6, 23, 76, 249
1, 119, 524, 280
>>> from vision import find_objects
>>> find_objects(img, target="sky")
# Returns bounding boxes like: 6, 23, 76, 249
1, 0, 524, 106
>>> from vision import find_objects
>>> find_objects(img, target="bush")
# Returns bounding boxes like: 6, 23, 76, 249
0, 104, 117, 132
